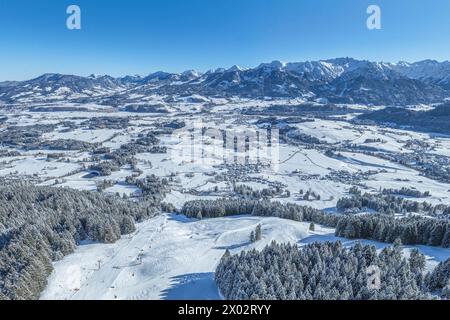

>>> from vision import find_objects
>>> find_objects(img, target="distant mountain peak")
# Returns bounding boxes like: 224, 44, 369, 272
227, 65, 247, 72
1, 57, 449, 105
182, 69, 200, 76
257, 60, 286, 70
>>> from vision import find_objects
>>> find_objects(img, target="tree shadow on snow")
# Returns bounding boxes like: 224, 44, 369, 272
167, 213, 197, 223
214, 242, 250, 250
160, 272, 222, 300
298, 233, 390, 251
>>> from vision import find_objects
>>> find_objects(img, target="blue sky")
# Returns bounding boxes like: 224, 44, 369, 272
0, 0, 449, 80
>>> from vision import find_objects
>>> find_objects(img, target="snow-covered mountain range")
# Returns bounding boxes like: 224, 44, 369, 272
1, 58, 450, 105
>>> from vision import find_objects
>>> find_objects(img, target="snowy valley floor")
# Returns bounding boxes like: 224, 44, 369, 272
41, 214, 450, 300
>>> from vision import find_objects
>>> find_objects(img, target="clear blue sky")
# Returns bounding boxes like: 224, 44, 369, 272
0, 0, 449, 81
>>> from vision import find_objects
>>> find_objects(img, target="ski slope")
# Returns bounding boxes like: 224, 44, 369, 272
40, 214, 327, 300
41, 214, 449, 300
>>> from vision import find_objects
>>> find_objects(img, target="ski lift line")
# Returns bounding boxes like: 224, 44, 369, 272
67, 215, 168, 299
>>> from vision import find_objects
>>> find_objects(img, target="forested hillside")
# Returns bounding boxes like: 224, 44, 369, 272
0, 184, 163, 300
181, 198, 450, 248
216, 241, 448, 300
359, 103, 450, 134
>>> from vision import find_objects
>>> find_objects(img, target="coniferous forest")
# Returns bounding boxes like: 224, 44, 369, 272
1, 187, 448, 300
0, 183, 162, 300
3, 5, 450, 302
181, 199, 450, 248
216, 241, 450, 300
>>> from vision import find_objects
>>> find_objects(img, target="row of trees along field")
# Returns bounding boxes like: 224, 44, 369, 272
181, 198, 450, 248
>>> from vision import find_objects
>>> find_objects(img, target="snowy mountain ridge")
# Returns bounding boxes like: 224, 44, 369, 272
1, 58, 450, 105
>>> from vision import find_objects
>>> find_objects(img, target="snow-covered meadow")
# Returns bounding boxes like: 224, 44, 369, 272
1, 98, 449, 300
41, 214, 449, 300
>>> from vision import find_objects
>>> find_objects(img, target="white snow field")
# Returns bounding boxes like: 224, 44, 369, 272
41, 214, 449, 300
2, 107, 450, 209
